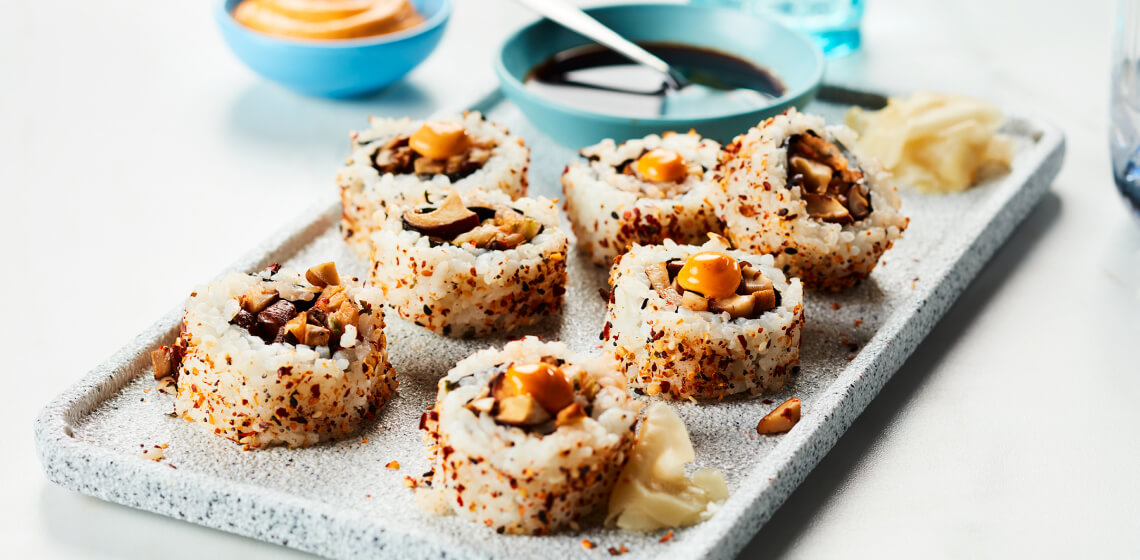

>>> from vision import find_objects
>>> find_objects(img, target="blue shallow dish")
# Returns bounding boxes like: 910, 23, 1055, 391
216, 0, 450, 98
496, 3, 824, 147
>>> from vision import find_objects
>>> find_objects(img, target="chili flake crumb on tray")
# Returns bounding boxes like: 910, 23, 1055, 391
659, 530, 675, 543
581, 539, 596, 550
386, 460, 400, 470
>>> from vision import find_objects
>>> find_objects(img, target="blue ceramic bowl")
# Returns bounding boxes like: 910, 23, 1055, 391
496, 3, 824, 147
216, 0, 450, 98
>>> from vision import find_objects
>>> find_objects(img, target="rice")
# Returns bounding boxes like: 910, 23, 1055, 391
602, 237, 804, 400
418, 337, 640, 535
160, 264, 396, 448
715, 109, 909, 291
338, 111, 530, 256
368, 188, 569, 337
561, 131, 722, 266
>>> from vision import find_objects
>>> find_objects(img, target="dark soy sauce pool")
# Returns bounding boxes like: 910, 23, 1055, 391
525, 42, 785, 119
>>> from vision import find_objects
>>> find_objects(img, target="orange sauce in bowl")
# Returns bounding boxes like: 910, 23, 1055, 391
233, 0, 425, 41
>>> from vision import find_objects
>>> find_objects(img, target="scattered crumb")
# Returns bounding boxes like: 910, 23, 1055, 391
403, 476, 418, 488
365, 494, 372, 498
847, 356, 856, 361
831, 303, 841, 310
607, 544, 629, 556
361, 438, 369, 444
159, 443, 168, 449
143, 388, 151, 393
581, 539, 596, 550
761, 399, 773, 405
386, 460, 400, 470
168, 464, 177, 469
854, 320, 863, 327
659, 530, 675, 543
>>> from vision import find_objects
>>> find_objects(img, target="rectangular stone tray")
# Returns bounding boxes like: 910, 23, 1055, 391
34, 90, 1064, 559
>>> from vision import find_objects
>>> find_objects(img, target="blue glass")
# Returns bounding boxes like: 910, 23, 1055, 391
1112, 0, 1140, 217
690, 0, 864, 57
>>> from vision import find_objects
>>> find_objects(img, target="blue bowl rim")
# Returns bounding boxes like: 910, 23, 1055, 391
216, 0, 451, 48
494, 3, 825, 126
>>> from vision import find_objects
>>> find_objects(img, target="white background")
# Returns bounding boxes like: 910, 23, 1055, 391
3, 0, 1139, 558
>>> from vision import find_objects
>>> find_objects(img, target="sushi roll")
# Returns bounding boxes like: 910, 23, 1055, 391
369, 188, 568, 337
716, 109, 909, 291
338, 111, 530, 256
561, 131, 722, 266
418, 337, 640, 535
150, 262, 396, 448
602, 236, 804, 400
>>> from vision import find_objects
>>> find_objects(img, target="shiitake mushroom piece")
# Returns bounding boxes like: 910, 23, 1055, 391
803, 193, 853, 224
846, 183, 872, 220
401, 192, 480, 239
789, 155, 833, 194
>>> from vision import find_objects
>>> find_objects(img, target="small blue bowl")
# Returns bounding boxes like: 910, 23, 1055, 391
216, 0, 450, 98
496, 3, 824, 147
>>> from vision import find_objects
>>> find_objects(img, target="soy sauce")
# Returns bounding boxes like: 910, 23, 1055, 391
525, 42, 784, 119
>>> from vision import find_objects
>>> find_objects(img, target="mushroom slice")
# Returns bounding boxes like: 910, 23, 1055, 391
709, 293, 757, 319
495, 395, 552, 426
846, 183, 872, 220
803, 193, 853, 224
757, 398, 801, 434
789, 155, 833, 194
680, 290, 709, 312
739, 265, 773, 295
645, 262, 683, 305
401, 192, 480, 239
467, 397, 495, 414
304, 324, 331, 347
752, 289, 777, 314
240, 285, 279, 313
305, 262, 340, 287
555, 402, 587, 427
413, 157, 447, 176
452, 223, 499, 247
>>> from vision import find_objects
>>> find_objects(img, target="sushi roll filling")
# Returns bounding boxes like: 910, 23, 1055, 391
645, 253, 781, 319
401, 192, 544, 250
456, 358, 592, 435
227, 262, 368, 354
587, 146, 707, 199
369, 121, 497, 181
784, 131, 873, 224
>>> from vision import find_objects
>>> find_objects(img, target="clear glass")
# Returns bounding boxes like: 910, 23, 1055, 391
1112, 0, 1140, 216
690, 0, 864, 57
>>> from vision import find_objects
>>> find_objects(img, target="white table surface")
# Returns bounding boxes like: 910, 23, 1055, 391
4, 0, 1138, 558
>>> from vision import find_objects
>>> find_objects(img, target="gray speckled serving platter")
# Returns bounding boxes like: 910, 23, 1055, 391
35, 90, 1064, 560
